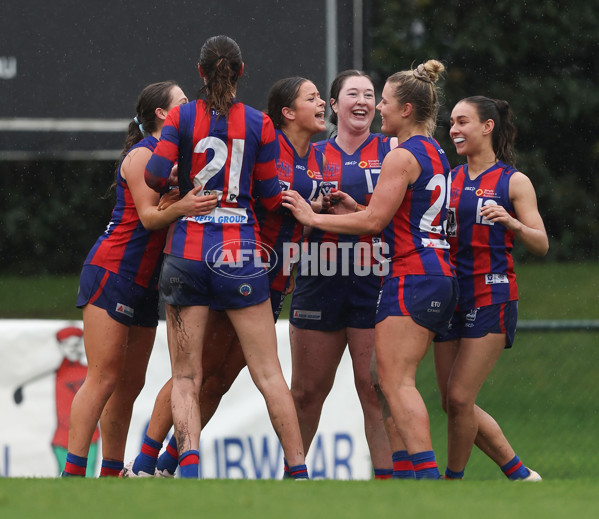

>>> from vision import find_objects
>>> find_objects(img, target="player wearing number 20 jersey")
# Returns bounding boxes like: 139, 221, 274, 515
376, 135, 457, 332
145, 99, 282, 262
382, 135, 454, 278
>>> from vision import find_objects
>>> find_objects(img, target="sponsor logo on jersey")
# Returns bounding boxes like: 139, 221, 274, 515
184, 207, 248, 225
276, 160, 294, 176
476, 188, 499, 198
485, 273, 509, 284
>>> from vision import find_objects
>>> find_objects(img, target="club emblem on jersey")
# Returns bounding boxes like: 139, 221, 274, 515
320, 181, 338, 196
446, 208, 457, 237
238, 283, 253, 297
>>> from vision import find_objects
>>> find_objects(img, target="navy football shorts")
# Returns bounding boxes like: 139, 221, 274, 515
159, 255, 270, 311
375, 274, 459, 335
289, 268, 381, 331
77, 264, 159, 327
434, 300, 518, 348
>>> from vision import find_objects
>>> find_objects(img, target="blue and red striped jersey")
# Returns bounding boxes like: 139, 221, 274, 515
145, 99, 282, 261
447, 161, 518, 309
256, 130, 324, 291
311, 133, 392, 246
383, 135, 454, 278
85, 135, 166, 288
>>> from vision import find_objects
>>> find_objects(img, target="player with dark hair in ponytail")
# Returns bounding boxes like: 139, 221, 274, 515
433, 96, 548, 481
144, 36, 308, 479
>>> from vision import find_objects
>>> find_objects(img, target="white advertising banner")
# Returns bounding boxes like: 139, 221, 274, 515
0, 319, 373, 479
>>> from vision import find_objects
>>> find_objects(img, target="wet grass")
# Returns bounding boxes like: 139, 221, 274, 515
0, 261, 597, 320
0, 478, 597, 519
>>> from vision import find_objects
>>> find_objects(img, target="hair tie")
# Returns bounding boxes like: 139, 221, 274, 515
133, 115, 144, 135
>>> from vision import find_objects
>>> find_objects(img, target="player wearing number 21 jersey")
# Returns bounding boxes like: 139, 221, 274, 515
145, 98, 282, 261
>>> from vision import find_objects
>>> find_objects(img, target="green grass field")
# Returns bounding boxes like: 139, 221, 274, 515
1, 262, 598, 517
1, 261, 598, 320
1, 478, 598, 518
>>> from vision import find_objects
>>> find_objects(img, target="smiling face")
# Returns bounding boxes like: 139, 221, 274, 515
290, 80, 326, 134
376, 80, 403, 135
449, 100, 493, 156
332, 75, 376, 135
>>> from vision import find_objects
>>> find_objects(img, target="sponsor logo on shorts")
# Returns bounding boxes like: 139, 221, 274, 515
169, 276, 182, 287
238, 283, 253, 297
292, 309, 322, 320
115, 303, 134, 318
427, 300, 442, 313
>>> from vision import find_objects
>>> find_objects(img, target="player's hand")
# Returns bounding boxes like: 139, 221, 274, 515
282, 190, 316, 226
167, 163, 179, 187
325, 189, 358, 215
158, 188, 181, 210
310, 192, 324, 214
480, 203, 517, 229
284, 274, 295, 296
181, 186, 218, 216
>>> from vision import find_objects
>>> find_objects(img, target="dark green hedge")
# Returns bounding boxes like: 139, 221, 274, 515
367, 0, 599, 262
1, 160, 116, 275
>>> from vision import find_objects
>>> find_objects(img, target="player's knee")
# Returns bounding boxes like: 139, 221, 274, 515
291, 383, 327, 412
446, 386, 473, 415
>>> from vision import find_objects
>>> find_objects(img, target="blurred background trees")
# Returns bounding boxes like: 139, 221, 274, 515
2, 0, 597, 275
366, 0, 599, 261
